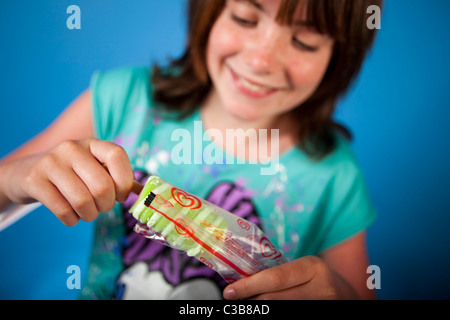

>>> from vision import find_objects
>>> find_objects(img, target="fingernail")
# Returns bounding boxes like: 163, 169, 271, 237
224, 288, 237, 300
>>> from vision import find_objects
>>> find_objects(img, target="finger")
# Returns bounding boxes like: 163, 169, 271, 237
26, 179, 80, 227
223, 257, 319, 300
71, 154, 117, 213
247, 281, 322, 300
87, 139, 134, 202
47, 165, 99, 222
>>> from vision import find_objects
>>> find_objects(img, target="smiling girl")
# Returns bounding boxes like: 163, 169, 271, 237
0, 0, 381, 299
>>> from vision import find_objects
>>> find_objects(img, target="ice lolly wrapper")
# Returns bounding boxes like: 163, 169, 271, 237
129, 176, 288, 283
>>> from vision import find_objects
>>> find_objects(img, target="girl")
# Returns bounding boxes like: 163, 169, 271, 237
0, 0, 381, 299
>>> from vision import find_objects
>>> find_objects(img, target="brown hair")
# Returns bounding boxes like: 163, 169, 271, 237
152, 0, 382, 158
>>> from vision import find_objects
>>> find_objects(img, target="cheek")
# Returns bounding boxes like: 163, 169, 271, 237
281, 55, 331, 109
207, 19, 242, 66
288, 57, 329, 90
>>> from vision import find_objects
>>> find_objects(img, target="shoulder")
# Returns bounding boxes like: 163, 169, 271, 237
316, 134, 376, 251
314, 133, 362, 179
92, 65, 151, 82
90, 65, 153, 112
289, 132, 368, 201
91, 65, 151, 95
287, 133, 362, 181
90, 65, 153, 141
310, 133, 374, 221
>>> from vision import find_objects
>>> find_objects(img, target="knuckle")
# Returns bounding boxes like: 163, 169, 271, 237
316, 260, 330, 276
99, 200, 116, 213
322, 286, 339, 300
38, 153, 59, 169
94, 193, 115, 212
106, 145, 127, 162
23, 167, 40, 190
72, 194, 93, 212
89, 184, 115, 213
91, 182, 112, 199
306, 255, 321, 264
267, 269, 284, 289
64, 219, 79, 227
80, 137, 94, 145
80, 210, 99, 223
306, 255, 325, 271
22, 164, 49, 197
302, 256, 339, 299
57, 206, 79, 227
71, 194, 100, 222
57, 140, 79, 153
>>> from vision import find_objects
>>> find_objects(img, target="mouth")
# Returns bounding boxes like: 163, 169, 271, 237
228, 66, 283, 98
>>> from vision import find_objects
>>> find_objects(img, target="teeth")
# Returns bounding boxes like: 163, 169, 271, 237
239, 75, 273, 92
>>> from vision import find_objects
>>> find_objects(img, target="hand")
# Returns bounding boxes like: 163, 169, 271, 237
223, 256, 359, 300
0, 138, 134, 226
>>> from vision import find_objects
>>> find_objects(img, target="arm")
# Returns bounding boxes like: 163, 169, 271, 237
222, 231, 376, 300
0, 89, 134, 226
320, 231, 376, 300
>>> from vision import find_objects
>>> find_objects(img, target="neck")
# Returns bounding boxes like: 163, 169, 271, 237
200, 90, 299, 160
200, 90, 290, 133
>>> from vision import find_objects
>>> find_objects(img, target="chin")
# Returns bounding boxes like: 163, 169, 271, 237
226, 103, 263, 122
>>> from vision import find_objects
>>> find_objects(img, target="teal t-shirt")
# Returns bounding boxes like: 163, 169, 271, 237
80, 66, 376, 299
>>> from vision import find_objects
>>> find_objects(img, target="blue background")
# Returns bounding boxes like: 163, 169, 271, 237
0, 0, 449, 299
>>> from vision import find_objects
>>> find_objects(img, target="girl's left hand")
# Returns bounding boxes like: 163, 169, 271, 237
222, 256, 359, 300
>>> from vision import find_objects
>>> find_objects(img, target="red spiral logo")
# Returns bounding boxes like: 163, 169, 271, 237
237, 218, 251, 231
154, 194, 174, 208
174, 218, 194, 238
259, 237, 282, 260
171, 187, 202, 209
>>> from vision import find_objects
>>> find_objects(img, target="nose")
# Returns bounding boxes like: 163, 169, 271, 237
244, 29, 285, 74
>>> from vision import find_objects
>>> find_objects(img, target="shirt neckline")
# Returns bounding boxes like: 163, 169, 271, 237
189, 108, 304, 167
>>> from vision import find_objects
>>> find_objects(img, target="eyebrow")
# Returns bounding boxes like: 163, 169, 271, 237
236, 0, 264, 11
235, 0, 316, 29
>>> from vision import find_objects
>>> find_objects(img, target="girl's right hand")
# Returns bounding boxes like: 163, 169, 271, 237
0, 138, 134, 226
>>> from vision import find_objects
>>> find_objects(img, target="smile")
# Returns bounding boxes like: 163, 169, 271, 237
240, 76, 274, 92
228, 66, 281, 97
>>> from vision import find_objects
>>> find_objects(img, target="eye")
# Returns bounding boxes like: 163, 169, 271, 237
231, 13, 257, 27
292, 37, 318, 52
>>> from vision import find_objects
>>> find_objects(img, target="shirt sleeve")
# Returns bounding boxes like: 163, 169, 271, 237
316, 144, 377, 253
90, 66, 152, 142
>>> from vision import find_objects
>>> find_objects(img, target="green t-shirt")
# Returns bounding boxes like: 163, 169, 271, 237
80, 66, 376, 299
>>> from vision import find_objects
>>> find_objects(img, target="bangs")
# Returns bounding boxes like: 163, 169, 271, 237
276, 0, 350, 42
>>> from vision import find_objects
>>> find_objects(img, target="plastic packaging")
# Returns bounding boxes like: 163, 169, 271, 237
129, 176, 288, 283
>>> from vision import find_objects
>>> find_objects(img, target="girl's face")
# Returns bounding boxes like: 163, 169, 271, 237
205, 0, 334, 123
